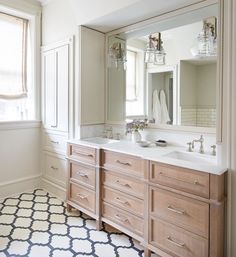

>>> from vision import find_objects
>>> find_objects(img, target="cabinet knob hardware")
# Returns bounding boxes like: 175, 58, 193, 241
50, 166, 58, 170
77, 193, 88, 200
51, 140, 59, 144
115, 197, 129, 205
76, 171, 88, 178
167, 236, 185, 248
167, 205, 186, 215
115, 214, 129, 223
116, 160, 131, 166
115, 180, 131, 188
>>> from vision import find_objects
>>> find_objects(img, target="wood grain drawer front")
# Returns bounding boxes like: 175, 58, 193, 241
69, 144, 96, 165
70, 162, 96, 188
102, 203, 143, 236
43, 132, 67, 153
150, 162, 209, 198
150, 218, 208, 257
45, 154, 66, 188
102, 171, 144, 199
102, 151, 143, 177
103, 187, 144, 217
69, 183, 95, 213
150, 188, 209, 238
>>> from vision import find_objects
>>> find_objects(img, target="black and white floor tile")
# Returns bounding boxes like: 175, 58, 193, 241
0, 189, 157, 257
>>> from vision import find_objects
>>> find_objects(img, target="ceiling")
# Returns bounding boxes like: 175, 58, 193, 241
82, 0, 209, 32
38, 0, 215, 33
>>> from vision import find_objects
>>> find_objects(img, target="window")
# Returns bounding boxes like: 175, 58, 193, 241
126, 48, 145, 117
0, 12, 34, 121
126, 50, 137, 101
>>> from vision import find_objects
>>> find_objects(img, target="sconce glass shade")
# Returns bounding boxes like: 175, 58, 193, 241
145, 33, 166, 65
191, 17, 217, 57
154, 49, 166, 65
108, 42, 127, 69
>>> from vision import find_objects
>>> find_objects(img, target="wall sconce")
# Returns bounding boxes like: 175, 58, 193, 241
191, 17, 217, 57
145, 33, 166, 65
108, 41, 127, 69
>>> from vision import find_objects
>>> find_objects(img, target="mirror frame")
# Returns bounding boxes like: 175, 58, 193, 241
105, 0, 221, 136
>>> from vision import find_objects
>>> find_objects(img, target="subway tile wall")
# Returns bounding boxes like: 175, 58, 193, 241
181, 108, 216, 127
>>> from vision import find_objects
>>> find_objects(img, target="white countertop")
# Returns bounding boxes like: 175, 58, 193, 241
68, 138, 227, 175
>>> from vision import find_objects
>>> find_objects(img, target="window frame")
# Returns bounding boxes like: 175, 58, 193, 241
0, 3, 41, 126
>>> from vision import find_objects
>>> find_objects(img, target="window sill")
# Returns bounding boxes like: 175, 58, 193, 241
0, 120, 41, 130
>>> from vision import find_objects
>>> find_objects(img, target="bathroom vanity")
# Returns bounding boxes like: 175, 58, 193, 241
66, 139, 226, 257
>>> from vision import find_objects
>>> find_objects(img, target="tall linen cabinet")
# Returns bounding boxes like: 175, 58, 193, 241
41, 27, 105, 199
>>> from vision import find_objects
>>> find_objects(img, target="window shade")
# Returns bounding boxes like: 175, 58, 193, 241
0, 12, 28, 99
126, 50, 137, 101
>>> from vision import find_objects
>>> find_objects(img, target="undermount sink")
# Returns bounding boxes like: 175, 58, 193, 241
163, 151, 216, 165
83, 137, 119, 145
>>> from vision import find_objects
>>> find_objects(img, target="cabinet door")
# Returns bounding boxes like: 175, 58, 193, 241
42, 44, 69, 132
56, 45, 69, 132
43, 50, 57, 128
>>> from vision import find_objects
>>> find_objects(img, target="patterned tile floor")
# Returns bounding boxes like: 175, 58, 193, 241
0, 189, 157, 257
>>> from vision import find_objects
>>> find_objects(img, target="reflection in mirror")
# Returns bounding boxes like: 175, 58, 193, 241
106, 4, 218, 129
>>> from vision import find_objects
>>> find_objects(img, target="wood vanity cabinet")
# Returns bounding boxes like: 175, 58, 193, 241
101, 150, 146, 241
66, 143, 101, 229
66, 144, 226, 257
146, 161, 226, 257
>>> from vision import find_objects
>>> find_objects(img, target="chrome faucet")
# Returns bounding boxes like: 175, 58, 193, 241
192, 135, 204, 154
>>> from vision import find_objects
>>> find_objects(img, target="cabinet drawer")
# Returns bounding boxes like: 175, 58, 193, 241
69, 161, 96, 188
102, 170, 144, 199
44, 153, 66, 188
150, 187, 209, 238
102, 151, 143, 177
68, 144, 96, 165
102, 186, 144, 217
150, 218, 208, 257
102, 203, 143, 237
69, 183, 95, 213
43, 132, 67, 153
150, 162, 209, 198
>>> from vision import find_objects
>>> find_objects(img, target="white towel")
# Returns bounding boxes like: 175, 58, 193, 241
160, 89, 170, 124
152, 89, 162, 124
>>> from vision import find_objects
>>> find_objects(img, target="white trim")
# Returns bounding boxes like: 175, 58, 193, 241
0, 174, 41, 199
41, 178, 66, 201
0, 120, 41, 130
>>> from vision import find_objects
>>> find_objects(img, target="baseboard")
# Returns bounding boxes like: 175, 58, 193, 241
41, 178, 66, 201
0, 174, 41, 200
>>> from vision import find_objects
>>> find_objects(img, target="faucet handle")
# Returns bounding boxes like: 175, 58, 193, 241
211, 145, 216, 156
187, 142, 192, 152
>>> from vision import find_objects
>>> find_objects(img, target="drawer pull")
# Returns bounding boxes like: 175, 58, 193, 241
74, 151, 94, 158
167, 205, 186, 215
167, 236, 185, 248
116, 160, 131, 166
77, 193, 88, 200
51, 140, 59, 144
51, 125, 57, 128
50, 166, 58, 170
115, 197, 129, 205
159, 172, 200, 186
115, 180, 131, 188
115, 214, 129, 223
76, 171, 88, 178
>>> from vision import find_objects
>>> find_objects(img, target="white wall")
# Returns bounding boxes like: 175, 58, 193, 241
0, 124, 41, 199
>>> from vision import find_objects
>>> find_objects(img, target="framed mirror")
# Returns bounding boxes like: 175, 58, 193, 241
106, 2, 218, 132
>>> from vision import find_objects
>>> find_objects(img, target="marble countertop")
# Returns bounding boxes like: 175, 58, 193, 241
68, 137, 227, 175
